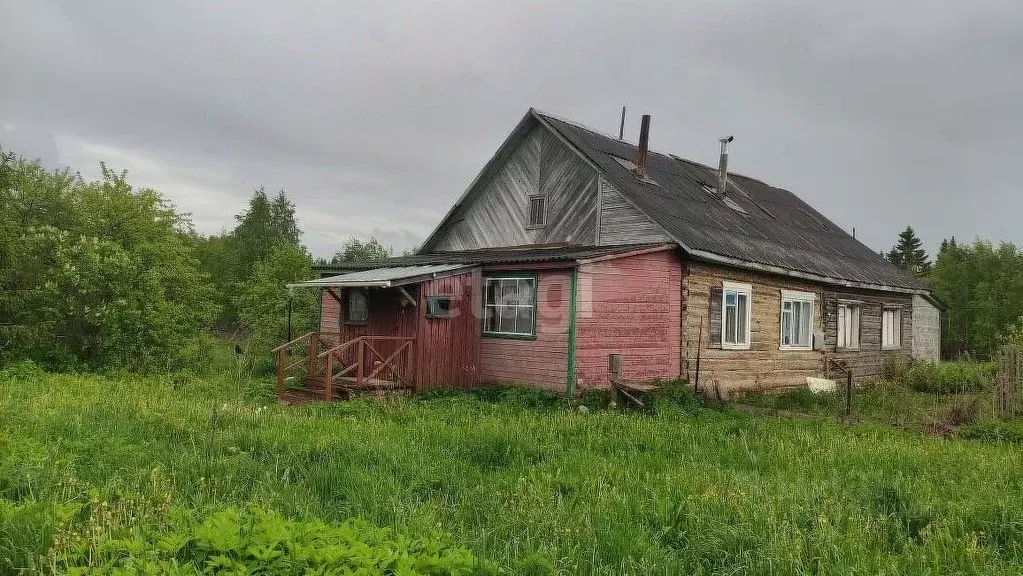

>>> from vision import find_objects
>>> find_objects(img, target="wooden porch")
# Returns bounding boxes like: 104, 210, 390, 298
272, 331, 416, 403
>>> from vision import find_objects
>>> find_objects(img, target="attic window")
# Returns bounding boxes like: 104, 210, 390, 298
528, 195, 547, 227
701, 184, 748, 215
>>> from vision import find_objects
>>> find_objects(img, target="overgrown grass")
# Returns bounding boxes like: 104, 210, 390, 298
3, 354, 1023, 573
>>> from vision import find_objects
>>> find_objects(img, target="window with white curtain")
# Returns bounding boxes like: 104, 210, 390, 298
780, 289, 815, 350
483, 275, 537, 337
882, 307, 902, 348
722, 282, 752, 349
837, 303, 861, 349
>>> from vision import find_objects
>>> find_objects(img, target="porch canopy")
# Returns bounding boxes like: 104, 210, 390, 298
288, 263, 471, 289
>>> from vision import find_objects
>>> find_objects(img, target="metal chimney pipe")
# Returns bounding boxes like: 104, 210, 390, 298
635, 114, 651, 173
718, 136, 733, 196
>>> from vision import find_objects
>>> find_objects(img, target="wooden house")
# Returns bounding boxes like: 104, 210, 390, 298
278, 108, 939, 400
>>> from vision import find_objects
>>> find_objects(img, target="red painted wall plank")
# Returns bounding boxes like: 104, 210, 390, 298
574, 250, 682, 389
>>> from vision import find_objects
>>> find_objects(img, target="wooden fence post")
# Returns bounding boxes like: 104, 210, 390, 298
357, 340, 365, 388
275, 349, 284, 396
325, 352, 333, 401
307, 334, 318, 382
845, 369, 853, 418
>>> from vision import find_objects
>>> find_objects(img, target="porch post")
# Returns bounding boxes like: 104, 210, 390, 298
566, 266, 579, 397
325, 351, 333, 401
286, 288, 293, 342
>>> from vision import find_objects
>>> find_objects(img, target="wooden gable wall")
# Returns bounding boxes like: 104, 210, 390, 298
429, 125, 599, 251
597, 177, 673, 245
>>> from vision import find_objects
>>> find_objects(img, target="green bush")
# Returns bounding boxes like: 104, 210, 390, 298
58, 505, 491, 574
904, 361, 995, 394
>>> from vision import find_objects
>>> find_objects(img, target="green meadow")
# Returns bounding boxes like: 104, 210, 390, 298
2, 358, 1023, 574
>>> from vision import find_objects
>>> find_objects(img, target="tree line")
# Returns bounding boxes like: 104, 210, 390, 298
0, 149, 393, 371
884, 226, 1023, 359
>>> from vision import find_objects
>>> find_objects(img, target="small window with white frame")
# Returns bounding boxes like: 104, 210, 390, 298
528, 195, 547, 227
882, 306, 902, 349
722, 281, 752, 349
837, 302, 861, 349
780, 289, 815, 350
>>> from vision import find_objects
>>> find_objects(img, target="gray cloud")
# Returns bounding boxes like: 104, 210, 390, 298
2, 0, 1021, 258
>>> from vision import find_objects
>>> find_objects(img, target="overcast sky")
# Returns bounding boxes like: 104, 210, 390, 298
2, 1, 1021, 259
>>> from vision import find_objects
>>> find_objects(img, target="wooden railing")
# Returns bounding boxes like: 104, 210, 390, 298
273, 332, 414, 400
318, 336, 415, 400
272, 331, 341, 396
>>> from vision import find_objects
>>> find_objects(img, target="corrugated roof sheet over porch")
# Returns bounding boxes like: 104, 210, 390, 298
291, 264, 471, 288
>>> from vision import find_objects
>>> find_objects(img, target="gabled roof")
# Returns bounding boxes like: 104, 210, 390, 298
532, 110, 929, 293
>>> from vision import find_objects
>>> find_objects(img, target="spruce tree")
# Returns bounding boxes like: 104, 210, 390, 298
887, 226, 932, 276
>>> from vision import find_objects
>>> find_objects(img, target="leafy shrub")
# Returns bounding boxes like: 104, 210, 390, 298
58, 505, 491, 574
656, 379, 705, 412
959, 420, 1023, 444
882, 355, 911, 382
578, 388, 613, 410
0, 360, 46, 382
904, 361, 994, 394
944, 397, 981, 427
865, 482, 934, 548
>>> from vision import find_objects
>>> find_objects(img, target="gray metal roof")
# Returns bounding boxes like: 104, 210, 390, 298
534, 110, 930, 293
313, 243, 670, 274
293, 264, 470, 288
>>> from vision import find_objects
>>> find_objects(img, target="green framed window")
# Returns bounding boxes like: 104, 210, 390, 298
483, 274, 536, 338
426, 295, 454, 319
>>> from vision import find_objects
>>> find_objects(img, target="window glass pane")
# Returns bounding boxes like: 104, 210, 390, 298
519, 279, 534, 305
851, 308, 859, 347
517, 306, 532, 333
737, 293, 748, 343
484, 307, 494, 332
782, 310, 791, 345
485, 280, 497, 306
724, 304, 737, 344
798, 302, 811, 346
499, 305, 516, 333
725, 292, 737, 307
348, 290, 368, 322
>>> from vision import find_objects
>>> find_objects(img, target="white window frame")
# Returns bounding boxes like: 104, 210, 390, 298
721, 281, 752, 350
882, 306, 902, 349
527, 195, 548, 228
779, 289, 815, 351
483, 275, 537, 338
837, 301, 861, 350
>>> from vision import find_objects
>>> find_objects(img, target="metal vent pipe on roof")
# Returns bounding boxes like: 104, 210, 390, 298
635, 114, 651, 174
718, 135, 734, 197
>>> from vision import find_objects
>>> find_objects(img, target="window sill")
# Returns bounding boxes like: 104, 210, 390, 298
721, 343, 751, 350
779, 345, 813, 352
426, 314, 453, 320
483, 332, 537, 341
836, 347, 860, 352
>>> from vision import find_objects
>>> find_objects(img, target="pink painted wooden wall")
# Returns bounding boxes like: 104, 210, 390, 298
478, 268, 572, 392
574, 249, 682, 388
